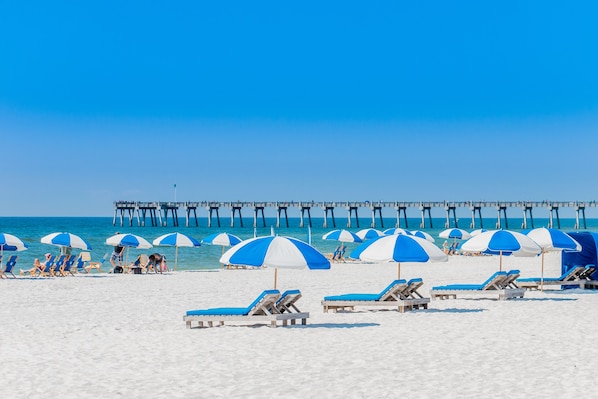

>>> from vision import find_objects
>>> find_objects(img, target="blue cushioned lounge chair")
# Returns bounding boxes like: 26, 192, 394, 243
269, 290, 310, 325
321, 279, 429, 313
36, 255, 56, 277
501, 270, 521, 289
0, 255, 18, 278
430, 271, 525, 300
184, 290, 291, 328
517, 265, 587, 290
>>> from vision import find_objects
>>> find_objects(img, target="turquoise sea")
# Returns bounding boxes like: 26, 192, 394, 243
2, 217, 598, 271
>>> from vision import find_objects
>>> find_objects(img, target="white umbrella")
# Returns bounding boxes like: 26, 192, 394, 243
106, 233, 152, 266
355, 228, 384, 241
153, 232, 201, 271
439, 228, 471, 240
201, 232, 242, 256
41, 232, 92, 251
220, 235, 330, 289
461, 229, 542, 271
383, 228, 411, 236
0, 233, 28, 265
350, 234, 448, 279
322, 229, 362, 243
524, 228, 581, 291
410, 230, 435, 242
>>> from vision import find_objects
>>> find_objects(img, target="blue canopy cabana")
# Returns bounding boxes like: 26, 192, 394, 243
562, 232, 598, 279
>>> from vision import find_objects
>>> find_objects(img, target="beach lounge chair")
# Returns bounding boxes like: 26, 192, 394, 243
500, 270, 521, 289
58, 255, 76, 276
184, 290, 289, 328
516, 265, 587, 290
430, 271, 526, 300
36, 255, 56, 277
0, 255, 18, 278
270, 289, 309, 325
82, 252, 108, 273
321, 279, 429, 313
578, 264, 596, 280
48, 255, 67, 277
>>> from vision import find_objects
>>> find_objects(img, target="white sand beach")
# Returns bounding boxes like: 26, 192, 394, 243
2, 252, 597, 399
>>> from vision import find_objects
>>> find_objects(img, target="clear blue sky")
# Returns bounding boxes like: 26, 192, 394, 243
2, 1, 598, 217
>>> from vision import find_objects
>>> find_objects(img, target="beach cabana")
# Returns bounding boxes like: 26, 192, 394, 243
562, 232, 598, 286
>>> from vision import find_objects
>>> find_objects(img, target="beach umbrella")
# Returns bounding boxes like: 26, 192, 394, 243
202, 232, 242, 247
439, 228, 471, 240
470, 229, 488, 237
410, 230, 435, 242
350, 234, 448, 279
219, 235, 330, 289
383, 228, 411, 236
106, 233, 152, 265
153, 232, 201, 271
0, 233, 28, 263
460, 229, 542, 271
202, 232, 242, 260
356, 228, 384, 241
322, 229, 362, 243
41, 232, 92, 251
524, 228, 582, 291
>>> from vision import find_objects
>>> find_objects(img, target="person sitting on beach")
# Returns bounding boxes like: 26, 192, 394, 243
147, 253, 167, 273
442, 240, 449, 254
19, 253, 50, 276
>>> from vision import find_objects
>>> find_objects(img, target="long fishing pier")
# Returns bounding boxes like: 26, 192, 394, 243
113, 200, 596, 230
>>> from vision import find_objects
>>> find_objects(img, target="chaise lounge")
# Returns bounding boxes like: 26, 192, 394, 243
184, 289, 310, 328
430, 271, 526, 300
321, 279, 430, 313
517, 265, 589, 290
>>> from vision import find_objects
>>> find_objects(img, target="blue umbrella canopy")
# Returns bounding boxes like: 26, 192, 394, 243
153, 232, 201, 271
351, 234, 448, 278
153, 232, 201, 248
322, 229, 362, 243
41, 232, 92, 250
383, 228, 411, 236
106, 233, 152, 249
461, 229, 542, 271
0, 233, 28, 252
220, 236, 330, 288
201, 232, 242, 247
439, 228, 471, 240
355, 228, 384, 241
524, 227, 581, 291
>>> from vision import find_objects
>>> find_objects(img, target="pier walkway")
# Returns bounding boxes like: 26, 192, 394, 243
113, 200, 596, 230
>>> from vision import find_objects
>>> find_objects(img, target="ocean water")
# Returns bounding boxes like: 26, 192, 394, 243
1, 216, 598, 271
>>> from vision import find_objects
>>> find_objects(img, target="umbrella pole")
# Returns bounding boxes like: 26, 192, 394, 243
274, 268, 278, 290
175, 246, 179, 271
398, 262, 401, 279
499, 251, 503, 271
541, 250, 545, 292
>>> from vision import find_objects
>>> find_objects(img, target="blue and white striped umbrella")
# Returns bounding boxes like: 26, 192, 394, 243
383, 228, 411, 236
106, 233, 152, 249
461, 229, 541, 270
201, 232, 242, 247
322, 229, 362, 243
350, 234, 448, 278
524, 228, 581, 252
356, 228, 384, 241
470, 229, 488, 237
439, 228, 471, 240
220, 236, 330, 288
153, 232, 201, 248
153, 232, 201, 270
41, 232, 92, 250
410, 230, 435, 242
0, 233, 28, 252
524, 227, 581, 291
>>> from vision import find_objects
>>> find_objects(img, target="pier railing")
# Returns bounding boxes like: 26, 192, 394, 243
113, 200, 596, 230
